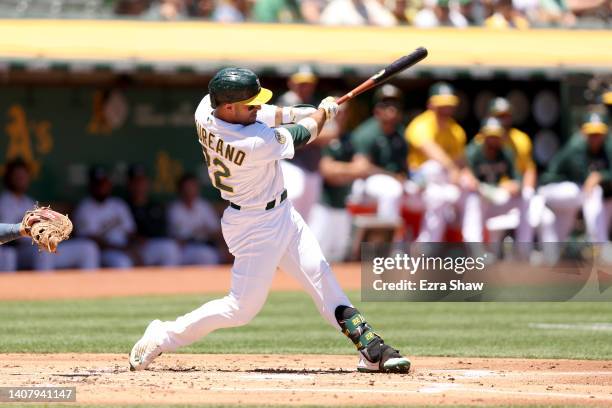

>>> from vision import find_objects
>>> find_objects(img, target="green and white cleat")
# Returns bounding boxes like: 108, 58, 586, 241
357, 345, 411, 373
129, 319, 164, 371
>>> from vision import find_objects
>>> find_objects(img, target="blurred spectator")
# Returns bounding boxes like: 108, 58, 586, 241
539, 112, 612, 243
126, 164, 181, 267
213, 0, 250, 21
168, 174, 221, 265
463, 116, 527, 244
277, 66, 318, 107
299, 0, 329, 23
387, 0, 411, 25
568, 0, 610, 27
349, 84, 409, 221
253, 0, 302, 22
147, 0, 189, 19
484, 0, 529, 28
414, 0, 469, 27
115, 0, 151, 15
534, 0, 576, 27
404, 82, 467, 242
277, 66, 324, 222
309, 103, 366, 261
190, 0, 217, 18
74, 166, 136, 268
320, 0, 397, 26
0, 159, 100, 271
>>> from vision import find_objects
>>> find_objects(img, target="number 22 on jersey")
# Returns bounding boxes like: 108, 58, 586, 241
196, 123, 246, 194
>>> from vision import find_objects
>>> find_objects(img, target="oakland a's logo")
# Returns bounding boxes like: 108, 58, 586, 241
274, 130, 286, 145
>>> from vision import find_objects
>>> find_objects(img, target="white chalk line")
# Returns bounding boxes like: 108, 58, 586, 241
240, 373, 314, 381
209, 385, 612, 401
529, 322, 612, 331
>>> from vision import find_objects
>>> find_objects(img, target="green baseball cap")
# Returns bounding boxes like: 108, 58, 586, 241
209, 67, 273, 108
582, 112, 609, 135
428, 82, 459, 107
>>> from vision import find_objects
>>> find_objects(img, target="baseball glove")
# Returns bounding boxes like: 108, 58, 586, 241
21, 206, 73, 253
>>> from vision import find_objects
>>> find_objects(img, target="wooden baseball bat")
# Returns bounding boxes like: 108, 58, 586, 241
336, 47, 428, 105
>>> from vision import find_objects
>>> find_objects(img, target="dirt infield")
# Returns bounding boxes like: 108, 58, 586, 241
0, 264, 361, 301
1, 266, 611, 406
1, 353, 611, 406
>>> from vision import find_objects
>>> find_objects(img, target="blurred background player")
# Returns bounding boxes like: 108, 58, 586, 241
74, 166, 136, 268
0, 159, 99, 271
309, 102, 371, 261
126, 164, 181, 267
484, 97, 555, 252
277, 66, 328, 222
463, 116, 528, 246
404, 82, 467, 242
539, 112, 612, 244
167, 174, 221, 265
349, 84, 409, 222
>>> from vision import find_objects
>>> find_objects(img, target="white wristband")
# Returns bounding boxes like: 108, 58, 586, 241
297, 117, 319, 144
282, 106, 293, 124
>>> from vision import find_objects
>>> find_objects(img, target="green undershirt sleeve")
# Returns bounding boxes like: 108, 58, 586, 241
284, 124, 312, 149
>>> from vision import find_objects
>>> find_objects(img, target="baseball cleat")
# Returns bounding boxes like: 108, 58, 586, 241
357, 346, 411, 373
129, 319, 164, 371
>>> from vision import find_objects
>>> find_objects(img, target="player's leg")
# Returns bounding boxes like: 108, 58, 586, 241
0, 247, 17, 272
308, 203, 351, 262
130, 207, 289, 370
53, 238, 101, 270
279, 205, 410, 373
16, 244, 54, 271
582, 185, 607, 242
538, 182, 582, 241
101, 249, 133, 268
180, 243, 220, 265
139, 238, 181, 267
461, 192, 485, 242
364, 174, 403, 221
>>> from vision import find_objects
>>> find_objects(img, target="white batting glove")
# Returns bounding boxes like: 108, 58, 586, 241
318, 97, 339, 121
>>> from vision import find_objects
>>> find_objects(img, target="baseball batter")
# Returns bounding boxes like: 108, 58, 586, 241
129, 68, 410, 373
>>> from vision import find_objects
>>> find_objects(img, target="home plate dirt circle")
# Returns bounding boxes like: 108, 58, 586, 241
1, 353, 611, 406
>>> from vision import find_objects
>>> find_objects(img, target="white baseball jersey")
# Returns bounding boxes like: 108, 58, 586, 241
194, 95, 295, 208
74, 197, 135, 246
0, 191, 35, 224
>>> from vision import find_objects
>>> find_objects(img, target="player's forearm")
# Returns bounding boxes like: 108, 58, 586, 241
522, 167, 537, 190
0, 223, 23, 245
420, 142, 458, 172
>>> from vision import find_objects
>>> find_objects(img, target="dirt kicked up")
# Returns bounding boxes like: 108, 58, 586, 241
1, 353, 611, 406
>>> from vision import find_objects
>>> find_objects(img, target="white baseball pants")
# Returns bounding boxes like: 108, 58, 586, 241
309, 203, 352, 262
157, 200, 352, 352
539, 182, 612, 242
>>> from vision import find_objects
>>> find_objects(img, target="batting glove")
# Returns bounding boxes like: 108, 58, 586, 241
318, 97, 339, 121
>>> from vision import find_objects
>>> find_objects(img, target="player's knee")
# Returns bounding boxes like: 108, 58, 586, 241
80, 240, 101, 269
228, 299, 261, 326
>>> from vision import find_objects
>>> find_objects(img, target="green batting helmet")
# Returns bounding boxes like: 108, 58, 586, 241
208, 67, 273, 108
